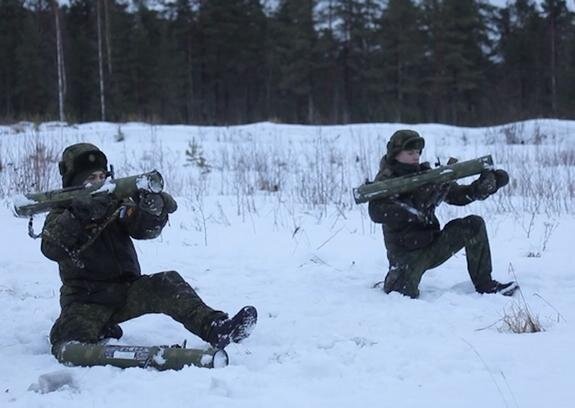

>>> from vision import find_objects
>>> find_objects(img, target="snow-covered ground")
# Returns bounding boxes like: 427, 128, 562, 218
1, 120, 574, 408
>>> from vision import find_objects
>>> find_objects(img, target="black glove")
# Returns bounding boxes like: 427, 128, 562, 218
161, 192, 178, 214
138, 191, 164, 216
471, 170, 497, 200
70, 195, 116, 223
137, 191, 178, 216
494, 169, 509, 189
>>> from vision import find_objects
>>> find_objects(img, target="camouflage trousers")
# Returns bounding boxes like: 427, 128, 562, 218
50, 271, 226, 354
384, 215, 493, 298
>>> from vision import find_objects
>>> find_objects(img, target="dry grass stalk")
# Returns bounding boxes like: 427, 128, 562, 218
501, 303, 543, 334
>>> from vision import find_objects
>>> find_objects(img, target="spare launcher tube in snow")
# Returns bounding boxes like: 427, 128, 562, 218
54, 342, 229, 370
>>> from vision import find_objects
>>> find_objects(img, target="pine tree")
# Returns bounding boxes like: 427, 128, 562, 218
269, 0, 318, 123
377, 0, 426, 122
196, 0, 267, 124
0, 0, 27, 119
422, 0, 492, 124
65, 0, 100, 121
315, 2, 341, 123
494, 0, 545, 120
127, 1, 165, 121
51, 0, 66, 122
541, 0, 574, 116
163, 0, 198, 123
14, 0, 54, 119
331, 0, 381, 123
102, 0, 135, 121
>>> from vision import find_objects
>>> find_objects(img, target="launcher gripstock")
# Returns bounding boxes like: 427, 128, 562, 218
353, 155, 494, 204
12, 170, 164, 218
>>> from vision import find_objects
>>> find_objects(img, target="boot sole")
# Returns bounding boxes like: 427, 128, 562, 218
231, 306, 258, 343
500, 282, 520, 296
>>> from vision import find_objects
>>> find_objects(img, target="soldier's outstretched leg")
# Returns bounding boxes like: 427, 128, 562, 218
207, 305, 257, 349
111, 271, 257, 348
110, 271, 224, 341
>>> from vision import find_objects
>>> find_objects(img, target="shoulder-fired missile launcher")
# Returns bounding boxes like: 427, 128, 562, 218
353, 155, 493, 204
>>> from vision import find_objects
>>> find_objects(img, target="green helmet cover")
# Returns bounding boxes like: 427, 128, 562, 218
59, 143, 108, 187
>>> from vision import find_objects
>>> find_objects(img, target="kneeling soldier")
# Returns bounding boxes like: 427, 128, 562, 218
369, 130, 517, 298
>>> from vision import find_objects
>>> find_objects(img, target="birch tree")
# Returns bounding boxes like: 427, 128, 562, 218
51, 0, 66, 122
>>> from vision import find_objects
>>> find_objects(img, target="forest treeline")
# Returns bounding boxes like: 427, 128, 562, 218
0, 0, 573, 126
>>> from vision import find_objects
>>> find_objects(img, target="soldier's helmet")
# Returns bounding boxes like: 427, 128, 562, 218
386, 129, 425, 160
59, 143, 108, 187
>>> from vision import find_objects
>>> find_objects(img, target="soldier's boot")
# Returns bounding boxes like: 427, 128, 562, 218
383, 267, 420, 298
476, 280, 518, 296
207, 306, 258, 349
99, 323, 123, 340
383, 267, 403, 294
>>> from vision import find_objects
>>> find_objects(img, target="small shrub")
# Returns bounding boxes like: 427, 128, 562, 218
502, 123, 524, 145
501, 303, 543, 334
114, 126, 126, 142
10, 121, 34, 134
26, 141, 59, 191
500, 263, 543, 334
257, 177, 279, 192
532, 124, 546, 145
267, 116, 282, 124
185, 139, 210, 172
557, 149, 575, 166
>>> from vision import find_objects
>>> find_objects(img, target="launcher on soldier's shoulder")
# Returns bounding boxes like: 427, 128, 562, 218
353, 155, 493, 204
12, 170, 164, 218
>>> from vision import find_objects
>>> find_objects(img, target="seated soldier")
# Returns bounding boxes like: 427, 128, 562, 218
41, 143, 257, 357
368, 130, 517, 298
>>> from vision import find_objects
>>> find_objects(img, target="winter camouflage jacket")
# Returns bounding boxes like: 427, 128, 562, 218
41, 201, 172, 307
368, 156, 479, 255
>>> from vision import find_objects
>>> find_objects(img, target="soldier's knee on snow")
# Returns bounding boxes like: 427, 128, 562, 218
51, 342, 64, 358
160, 270, 182, 280
462, 215, 485, 234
